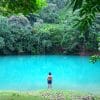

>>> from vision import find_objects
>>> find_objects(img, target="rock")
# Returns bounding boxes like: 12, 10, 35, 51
71, 95, 95, 100
41, 91, 65, 100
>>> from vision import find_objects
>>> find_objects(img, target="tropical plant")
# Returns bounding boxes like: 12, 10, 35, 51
0, 37, 5, 48
90, 55, 100, 63
39, 3, 59, 23
70, 0, 100, 60
0, 15, 35, 54
0, 0, 46, 15
47, 0, 68, 9
70, 0, 100, 31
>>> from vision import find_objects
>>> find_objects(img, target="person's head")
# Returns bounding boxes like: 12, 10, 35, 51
49, 72, 52, 75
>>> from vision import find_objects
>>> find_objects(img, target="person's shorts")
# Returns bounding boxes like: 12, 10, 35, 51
48, 80, 52, 84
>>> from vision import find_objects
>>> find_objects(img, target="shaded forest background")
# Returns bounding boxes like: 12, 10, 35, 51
0, 0, 100, 55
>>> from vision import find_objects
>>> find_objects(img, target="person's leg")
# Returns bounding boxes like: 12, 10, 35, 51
50, 84, 52, 89
47, 81, 49, 89
48, 81, 52, 89
48, 84, 50, 89
49, 84, 52, 89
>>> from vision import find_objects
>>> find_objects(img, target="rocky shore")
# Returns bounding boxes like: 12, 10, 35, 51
0, 90, 99, 100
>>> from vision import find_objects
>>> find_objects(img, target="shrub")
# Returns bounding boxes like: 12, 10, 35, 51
39, 3, 59, 23
0, 37, 5, 48
0, 15, 36, 54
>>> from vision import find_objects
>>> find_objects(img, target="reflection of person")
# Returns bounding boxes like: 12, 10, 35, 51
47, 72, 52, 89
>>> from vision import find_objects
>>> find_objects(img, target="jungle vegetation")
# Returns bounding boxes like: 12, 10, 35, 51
0, 0, 99, 56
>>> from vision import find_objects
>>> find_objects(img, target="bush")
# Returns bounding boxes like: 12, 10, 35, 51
0, 8, 99, 55
0, 37, 5, 48
8, 15, 32, 35
0, 15, 36, 54
39, 3, 59, 23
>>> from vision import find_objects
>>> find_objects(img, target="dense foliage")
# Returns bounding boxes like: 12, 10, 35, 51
70, 0, 100, 61
0, 0, 99, 55
0, 0, 46, 15
90, 55, 100, 63
39, 3, 59, 23
0, 15, 33, 54
70, 0, 100, 30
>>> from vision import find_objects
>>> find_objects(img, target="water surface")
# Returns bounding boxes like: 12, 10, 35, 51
0, 55, 100, 94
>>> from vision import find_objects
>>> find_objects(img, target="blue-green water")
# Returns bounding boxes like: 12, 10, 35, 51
0, 55, 100, 94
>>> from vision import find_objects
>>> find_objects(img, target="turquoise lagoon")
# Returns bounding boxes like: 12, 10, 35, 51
0, 55, 100, 94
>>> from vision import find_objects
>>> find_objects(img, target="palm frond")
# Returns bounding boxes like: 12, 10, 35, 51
70, 0, 84, 11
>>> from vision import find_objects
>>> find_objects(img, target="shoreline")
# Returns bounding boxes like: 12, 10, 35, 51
0, 90, 100, 100
0, 52, 99, 56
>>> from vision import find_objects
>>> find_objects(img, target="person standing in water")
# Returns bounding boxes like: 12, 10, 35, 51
47, 72, 52, 89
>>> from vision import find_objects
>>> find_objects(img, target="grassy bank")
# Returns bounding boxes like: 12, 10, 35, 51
0, 90, 100, 100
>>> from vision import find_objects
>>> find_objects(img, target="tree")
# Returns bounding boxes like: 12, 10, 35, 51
70, 0, 100, 31
70, 0, 100, 61
0, 0, 46, 15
